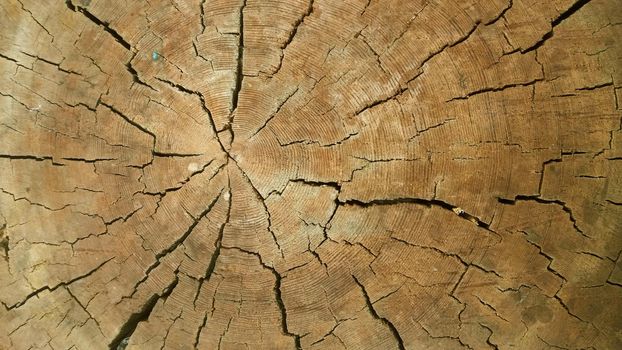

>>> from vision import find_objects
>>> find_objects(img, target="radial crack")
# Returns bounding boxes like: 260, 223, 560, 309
231, 0, 247, 113
352, 275, 405, 350
64, 1, 132, 51
522, 0, 592, 53
9, 257, 114, 309
354, 20, 482, 116
121, 190, 223, 302
230, 161, 284, 257
249, 87, 299, 139
108, 277, 178, 350
155, 77, 229, 153
192, 183, 232, 308
272, 0, 315, 76
224, 246, 301, 349
101, 102, 156, 149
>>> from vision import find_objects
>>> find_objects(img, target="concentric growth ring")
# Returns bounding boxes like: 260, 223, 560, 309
0, 0, 621, 349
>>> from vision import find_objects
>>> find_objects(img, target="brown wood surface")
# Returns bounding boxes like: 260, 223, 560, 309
1, 0, 621, 349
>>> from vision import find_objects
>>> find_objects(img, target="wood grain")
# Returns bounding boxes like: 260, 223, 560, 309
0, 0, 621, 349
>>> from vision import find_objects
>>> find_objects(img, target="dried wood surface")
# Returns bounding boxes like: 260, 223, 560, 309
1, 0, 621, 349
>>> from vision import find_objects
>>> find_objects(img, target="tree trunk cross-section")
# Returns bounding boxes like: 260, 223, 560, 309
0, 0, 621, 349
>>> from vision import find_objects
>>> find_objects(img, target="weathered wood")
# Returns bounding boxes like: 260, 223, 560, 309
1, 0, 621, 349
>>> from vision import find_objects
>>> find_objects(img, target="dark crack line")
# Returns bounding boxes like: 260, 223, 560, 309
450, 269, 468, 297
522, 0, 592, 53
390, 236, 470, 267
230, 161, 284, 257
20, 51, 84, 77
354, 20, 482, 117
120, 189, 224, 303
66, 287, 106, 337
389, 236, 504, 292
140, 159, 214, 197
536, 157, 562, 195
475, 296, 510, 323
231, 0, 247, 113
64, 1, 162, 92
486, 0, 513, 26
353, 88, 408, 117
518, 231, 568, 288
155, 77, 229, 153
249, 87, 299, 139
409, 118, 456, 142
64, 1, 131, 51
273, 268, 302, 349
151, 151, 205, 158
360, 0, 372, 16
271, 0, 315, 76
352, 275, 405, 350
552, 0, 592, 27
16, 0, 53, 39
193, 313, 209, 349
0, 53, 19, 65
0, 154, 54, 162
417, 322, 469, 347
498, 196, 589, 238
9, 257, 114, 309
340, 197, 496, 234
536, 335, 570, 350
9, 78, 64, 108
357, 30, 388, 74
224, 246, 301, 349
446, 79, 543, 102
553, 294, 590, 326
576, 81, 613, 91
479, 323, 500, 350
0, 221, 8, 264
192, 181, 232, 309
198, 0, 207, 34
383, 4, 430, 55
101, 102, 157, 150
126, 53, 157, 91
108, 277, 178, 350
1, 187, 71, 212
0, 91, 43, 115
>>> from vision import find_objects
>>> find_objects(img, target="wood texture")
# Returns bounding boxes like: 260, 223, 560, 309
1, 0, 621, 349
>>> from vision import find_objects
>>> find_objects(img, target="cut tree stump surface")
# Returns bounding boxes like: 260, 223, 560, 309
1, 0, 621, 349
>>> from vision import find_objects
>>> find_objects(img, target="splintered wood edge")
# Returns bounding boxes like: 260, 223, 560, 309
0, 0, 621, 349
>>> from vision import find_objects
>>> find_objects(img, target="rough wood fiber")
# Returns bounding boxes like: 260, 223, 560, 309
0, 0, 621, 349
